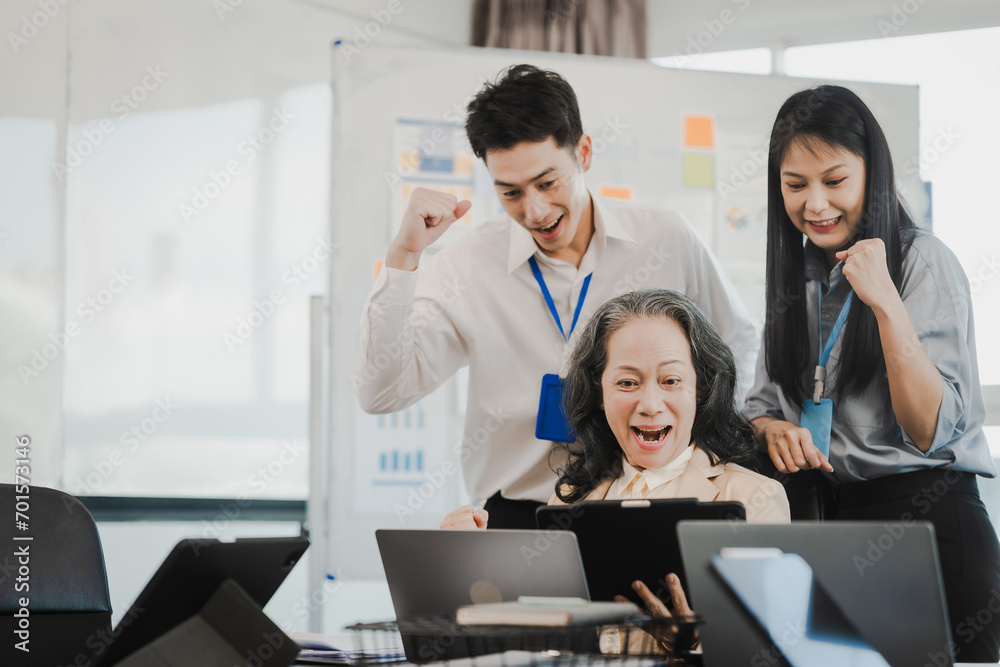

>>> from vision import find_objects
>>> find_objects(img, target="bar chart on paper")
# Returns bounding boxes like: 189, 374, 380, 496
352, 389, 455, 516
377, 448, 425, 476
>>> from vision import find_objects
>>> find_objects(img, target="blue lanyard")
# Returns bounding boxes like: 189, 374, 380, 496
818, 288, 854, 367
528, 256, 593, 341
812, 287, 854, 403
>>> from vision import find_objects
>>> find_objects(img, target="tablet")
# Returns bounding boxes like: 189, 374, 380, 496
93, 536, 309, 666
536, 499, 744, 608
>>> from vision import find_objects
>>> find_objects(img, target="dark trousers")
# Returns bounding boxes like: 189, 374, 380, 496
483, 491, 545, 530
834, 469, 1000, 663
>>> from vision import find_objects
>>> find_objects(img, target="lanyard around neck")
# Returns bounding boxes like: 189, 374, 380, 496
528, 256, 593, 342
812, 288, 854, 403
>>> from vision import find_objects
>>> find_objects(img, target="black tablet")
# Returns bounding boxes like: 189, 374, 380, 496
536, 499, 744, 608
93, 536, 309, 666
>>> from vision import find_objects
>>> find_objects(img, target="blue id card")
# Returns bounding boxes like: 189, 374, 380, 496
536, 373, 575, 443
800, 398, 833, 458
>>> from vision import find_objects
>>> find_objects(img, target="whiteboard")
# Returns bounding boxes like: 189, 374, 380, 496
325, 45, 921, 579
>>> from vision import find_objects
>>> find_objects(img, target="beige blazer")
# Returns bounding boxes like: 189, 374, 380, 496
548, 446, 790, 523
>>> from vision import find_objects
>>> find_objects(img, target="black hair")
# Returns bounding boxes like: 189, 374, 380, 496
764, 85, 917, 406
465, 64, 584, 160
555, 289, 757, 503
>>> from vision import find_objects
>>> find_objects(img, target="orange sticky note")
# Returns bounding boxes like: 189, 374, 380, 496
373, 259, 384, 281
599, 184, 634, 200
684, 115, 715, 149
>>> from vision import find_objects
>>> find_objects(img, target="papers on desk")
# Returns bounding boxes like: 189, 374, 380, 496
290, 632, 406, 665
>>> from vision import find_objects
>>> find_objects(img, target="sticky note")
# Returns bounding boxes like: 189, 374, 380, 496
399, 150, 420, 172
684, 115, 715, 149
373, 259, 384, 281
682, 153, 715, 188
599, 184, 634, 200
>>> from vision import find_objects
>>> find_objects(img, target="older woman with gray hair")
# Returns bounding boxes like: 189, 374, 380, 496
442, 289, 788, 645
551, 288, 788, 517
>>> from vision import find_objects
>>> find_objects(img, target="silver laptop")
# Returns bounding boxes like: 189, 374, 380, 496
377, 529, 593, 663
376, 529, 590, 620
677, 521, 953, 667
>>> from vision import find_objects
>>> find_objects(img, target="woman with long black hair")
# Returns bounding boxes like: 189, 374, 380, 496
745, 84, 1000, 662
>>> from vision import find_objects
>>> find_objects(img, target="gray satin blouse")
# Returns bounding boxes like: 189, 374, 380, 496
745, 230, 996, 483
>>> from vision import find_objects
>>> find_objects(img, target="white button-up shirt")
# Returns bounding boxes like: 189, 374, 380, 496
613, 445, 697, 500
354, 193, 757, 502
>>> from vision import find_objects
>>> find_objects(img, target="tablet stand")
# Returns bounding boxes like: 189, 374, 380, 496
112, 578, 299, 667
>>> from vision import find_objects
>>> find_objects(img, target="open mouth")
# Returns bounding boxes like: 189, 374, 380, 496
535, 215, 563, 239
806, 215, 841, 231
631, 425, 671, 448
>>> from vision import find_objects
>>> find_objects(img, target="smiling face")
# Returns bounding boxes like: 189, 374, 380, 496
600, 317, 698, 471
486, 136, 594, 266
780, 138, 867, 270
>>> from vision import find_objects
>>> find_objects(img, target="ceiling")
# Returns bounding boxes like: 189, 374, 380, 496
304, 0, 1000, 56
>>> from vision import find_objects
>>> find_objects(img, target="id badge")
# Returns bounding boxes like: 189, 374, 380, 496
536, 373, 575, 443
800, 398, 833, 458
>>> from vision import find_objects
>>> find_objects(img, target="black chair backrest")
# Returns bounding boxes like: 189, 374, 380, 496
0, 484, 112, 666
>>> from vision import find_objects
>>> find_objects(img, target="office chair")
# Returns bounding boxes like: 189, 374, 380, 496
0, 483, 113, 666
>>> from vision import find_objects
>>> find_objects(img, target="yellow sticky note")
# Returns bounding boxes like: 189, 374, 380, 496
599, 184, 634, 200
684, 115, 715, 149
683, 153, 715, 188
399, 151, 420, 172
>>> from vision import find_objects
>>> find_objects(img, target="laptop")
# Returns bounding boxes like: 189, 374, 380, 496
376, 529, 591, 662
94, 536, 309, 666
535, 499, 745, 607
677, 521, 953, 667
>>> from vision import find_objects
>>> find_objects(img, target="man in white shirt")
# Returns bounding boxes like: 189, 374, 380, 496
354, 64, 756, 528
